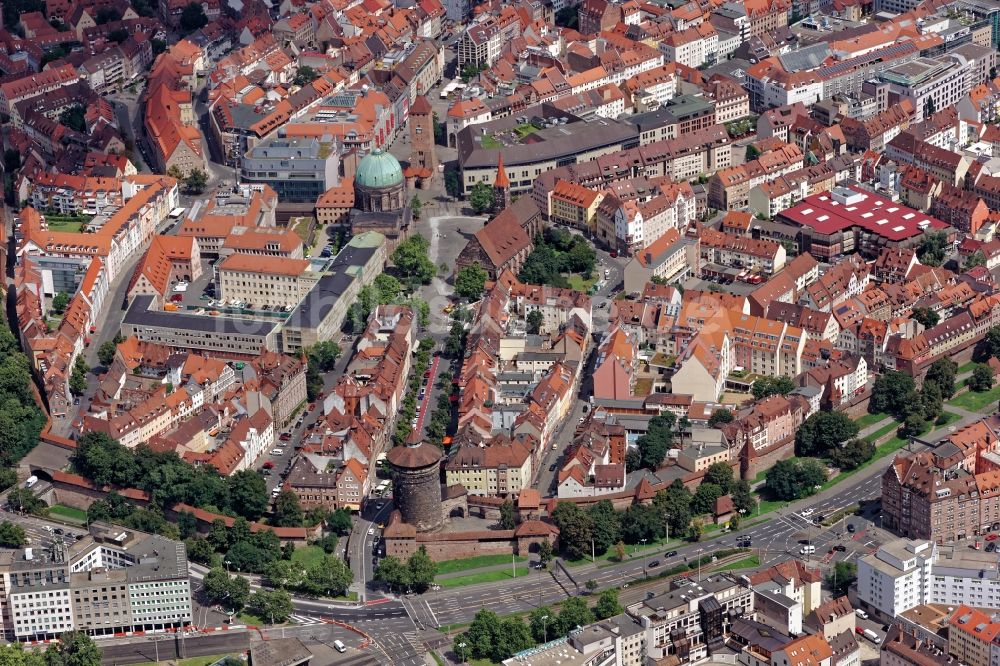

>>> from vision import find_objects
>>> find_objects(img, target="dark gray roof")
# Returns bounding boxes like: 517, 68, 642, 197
124, 295, 278, 335
286, 271, 357, 329
730, 617, 794, 652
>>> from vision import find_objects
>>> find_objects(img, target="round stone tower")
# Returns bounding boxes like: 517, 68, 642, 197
386, 442, 443, 532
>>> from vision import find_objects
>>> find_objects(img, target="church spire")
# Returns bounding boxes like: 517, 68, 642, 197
493, 153, 511, 213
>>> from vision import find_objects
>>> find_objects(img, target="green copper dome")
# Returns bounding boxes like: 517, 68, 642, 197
355, 149, 404, 189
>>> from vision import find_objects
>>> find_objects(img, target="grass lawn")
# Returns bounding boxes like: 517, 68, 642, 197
513, 123, 540, 140
291, 545, 326, 569
469, 659, 502, 666
855, 412, 890, 429
948, 383, 1000, 412
959, 361, 979, 374
136, 654, 239, 666
566, 274, 596, 293
480, 134, 502, 149
435, 554, 527, 576
438, 567, 531, 588
48, 504, 87, 523
45, 219, 86, 232
714, 555, 760, 571
236, 612, 265, 626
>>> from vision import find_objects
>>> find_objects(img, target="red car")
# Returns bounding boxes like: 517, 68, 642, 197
170, 294, 183, 302
609, 251, 618, 258
308, 403, 316, 412
263, 461, 274, 469
987, 533, 999, 541
279, 433, 291, 441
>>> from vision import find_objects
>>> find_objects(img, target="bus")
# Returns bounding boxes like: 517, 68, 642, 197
375, 480, 390, 496
168, 207, 186, 221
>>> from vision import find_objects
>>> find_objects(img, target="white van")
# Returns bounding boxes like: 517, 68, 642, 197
799, 545, 816, 555
333, 640, 347, 653
855, 609, 869, 620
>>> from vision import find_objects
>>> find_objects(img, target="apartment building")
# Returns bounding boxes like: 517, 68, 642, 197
857, 539, 935, 620
948, 606, 1000, 666
626, 575, 754, 662
699, 228, 786, 276
240, 137, 340, 203
880, 54, 974, 123
549, 180, 605, 231
216, 255, 319, 309
445, 434, 535, 497
0, 523, 190, 640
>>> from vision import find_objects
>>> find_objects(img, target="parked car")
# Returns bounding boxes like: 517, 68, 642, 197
846, 523, 856, 533
270, 448, 284, 456
665, 550, 678, 558
647, 560, 660, 568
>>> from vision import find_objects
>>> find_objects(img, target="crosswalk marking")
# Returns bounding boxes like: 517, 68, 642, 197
289, 615, 322, 626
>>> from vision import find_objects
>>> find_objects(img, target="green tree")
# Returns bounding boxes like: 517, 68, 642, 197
499, 500, 516, 529
391, 234, 436, 285
469, 181, 495, 214
691, 482, 723, 516
227, 470, 269, 521
925, 358, 958, 398
558, 596, 594, 631
870, 371, 917, 418
965, 250, 987, 270
587, 500, 621, 554
538, 539, 554, 567
307, 341, 342, 372
688, 517, 704, 542
455, 262, 488, 300
293, 66, 319, 86
551, 501, 593, 560
247, 589, 293, 624
184, 168, 207, 194
903, 411, 928, 438
108, 27, 128, 42
827, 561, 857, 596
526, 310, 544, 334
407, 547, 437, 592
731, 479, 756, 514
46, 631, 101, 666
51, 292, 70, 313
703, 462, 734, 493
636, 412, 675, 470
828, 438, 876, 470
202, 567, 250, 611
971, 363, 995, 392
372, 273, 402, 304
69, 357, 89, 396
58, 104, 86, 133
184, 537, 216, 566
273, 490, 304, 527
151, 38, 167, 54
457, 609, 501, 660
410, 194, 423, 219
795, 411, 860, 457
97, 340, 118, 366
614, 540, 626, 562
374, 555, 409, 592
179, 1, 208, 31
593, 588, 622, 620
746, 145, 761, 161
656, 480, 693, 538
620, 503, 664, 544
917, 230, 948, 267
912, 307, 940, 329
707, 408, 733, 427
0, 521, 26, 547
96, 6, 121, 22
751, 376, 795, 400
529, 606, 556, 643
7, 488, 44, 514
766, 458, 827, 501
327, 507, 353, 535
492, 617, 534, 661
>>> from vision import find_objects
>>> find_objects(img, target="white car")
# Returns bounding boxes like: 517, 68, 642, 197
368, 527, 375, 535
800, 508, 814, 517
270, 448, 284, 456
172, 282, 188, 292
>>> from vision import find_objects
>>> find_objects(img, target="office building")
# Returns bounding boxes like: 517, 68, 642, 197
241, 137, 341, 203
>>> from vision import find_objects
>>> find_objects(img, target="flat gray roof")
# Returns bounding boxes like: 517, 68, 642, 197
124, 295, 278, 336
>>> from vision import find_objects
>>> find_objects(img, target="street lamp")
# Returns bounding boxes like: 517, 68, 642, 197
458, 641, 467, 664
224, 559, 231, 573
541, 614, 549, 644
640, 538, 648, 576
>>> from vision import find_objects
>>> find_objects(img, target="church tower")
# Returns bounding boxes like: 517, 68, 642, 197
493, 153, 511, 213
